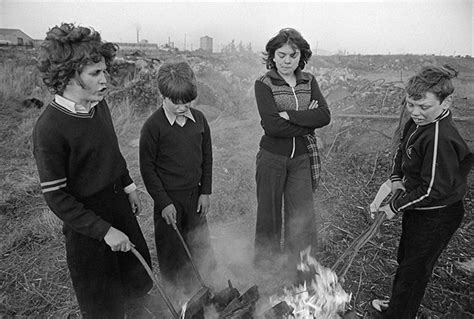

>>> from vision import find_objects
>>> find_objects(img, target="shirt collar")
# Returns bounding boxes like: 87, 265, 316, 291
267, 67, 311, 86
162, 103, 195, 126
54, 94, 99, 114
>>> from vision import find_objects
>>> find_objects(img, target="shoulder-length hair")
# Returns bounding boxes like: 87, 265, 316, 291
263, 28, 312, 70
37, 23, 118, 94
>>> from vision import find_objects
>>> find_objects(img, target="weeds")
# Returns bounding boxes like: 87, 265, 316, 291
1, 49, 472, 318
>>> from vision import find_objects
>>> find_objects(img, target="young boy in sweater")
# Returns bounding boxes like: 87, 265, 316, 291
371, 65, 472, 318
33, 23, 152, 318
139, 61, 215, 295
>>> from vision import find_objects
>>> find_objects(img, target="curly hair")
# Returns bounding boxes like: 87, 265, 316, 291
405, 65, 458, 102
37, 23, 118, 94
157, 61, 197, 104
263, 27, 312, 70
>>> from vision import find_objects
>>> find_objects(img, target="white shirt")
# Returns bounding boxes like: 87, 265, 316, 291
162, 103, 195, 127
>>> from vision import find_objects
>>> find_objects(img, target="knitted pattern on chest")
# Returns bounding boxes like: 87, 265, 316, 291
260, 75, 312, 112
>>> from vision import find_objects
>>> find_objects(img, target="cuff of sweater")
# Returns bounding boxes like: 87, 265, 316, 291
389, 201, 401, 214
120, 173, 133, 190
390, 175, 402, 183
123, 183, 137, 194
93, 220, 112, 241
156, 197, 173, 214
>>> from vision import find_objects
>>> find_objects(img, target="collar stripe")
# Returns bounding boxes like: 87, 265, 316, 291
51, 101, 96, 118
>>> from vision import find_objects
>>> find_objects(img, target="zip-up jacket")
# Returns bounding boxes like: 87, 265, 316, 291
390, 110, 473, 212
255, 68, 330, 157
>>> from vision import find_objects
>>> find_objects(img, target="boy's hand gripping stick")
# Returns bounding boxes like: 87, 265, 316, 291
369, 179, 392, 219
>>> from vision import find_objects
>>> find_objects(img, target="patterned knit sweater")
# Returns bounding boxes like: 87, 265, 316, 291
255, 68, 330, 157
33, 100, 133, 240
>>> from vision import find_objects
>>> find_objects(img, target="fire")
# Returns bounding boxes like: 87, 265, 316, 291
269, 246, 351, 318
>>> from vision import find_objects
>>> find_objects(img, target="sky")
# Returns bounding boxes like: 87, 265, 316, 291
1, 0, 472, 56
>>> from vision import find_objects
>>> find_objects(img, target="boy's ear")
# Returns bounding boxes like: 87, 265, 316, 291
68, 71, 86, 89
64, 75, 82, 94
441, 94, 453, 109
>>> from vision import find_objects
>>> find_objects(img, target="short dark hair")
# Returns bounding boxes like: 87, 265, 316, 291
263, 27, 312, 70
406, 65, 458, 102
37, 23, 118, 95
157, 61, 197, 104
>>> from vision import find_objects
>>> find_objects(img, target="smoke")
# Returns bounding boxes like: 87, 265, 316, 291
178, 204, 326, 314
198, 220, 302, 315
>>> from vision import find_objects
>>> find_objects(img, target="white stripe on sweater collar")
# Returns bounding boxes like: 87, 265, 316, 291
54, 95, 99, 114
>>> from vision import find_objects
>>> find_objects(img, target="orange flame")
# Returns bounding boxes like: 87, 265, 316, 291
270, 246, 351, 318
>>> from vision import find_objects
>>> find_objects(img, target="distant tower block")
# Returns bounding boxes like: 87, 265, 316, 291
200, 35, 213, 53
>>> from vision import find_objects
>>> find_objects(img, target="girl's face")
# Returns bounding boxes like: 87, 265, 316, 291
65, 57, 108, 106
273, 43, 300, 77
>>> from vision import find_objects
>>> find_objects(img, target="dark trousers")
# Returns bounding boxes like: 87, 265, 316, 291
254, 148, 316, 264
64, 182, 152, 319
385, 201, 465, 319
154, 188, 215, 292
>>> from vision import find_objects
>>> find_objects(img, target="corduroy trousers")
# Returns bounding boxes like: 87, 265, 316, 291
254, 148, 317, 266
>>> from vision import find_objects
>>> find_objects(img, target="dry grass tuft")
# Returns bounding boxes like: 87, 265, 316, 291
314, 141, 473, 318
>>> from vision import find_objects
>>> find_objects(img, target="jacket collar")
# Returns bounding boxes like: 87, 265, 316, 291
267, 67, 311, 86
409, 109, 451, 128
435, 109, 450, 122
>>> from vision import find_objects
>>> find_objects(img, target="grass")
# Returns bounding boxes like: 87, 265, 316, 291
0, 49, 472, 318
316, 148, 473, 318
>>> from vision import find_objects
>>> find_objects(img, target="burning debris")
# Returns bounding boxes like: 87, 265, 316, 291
177, 246, 352, 318
267, 247, 351, 319
179, 280, 260, 319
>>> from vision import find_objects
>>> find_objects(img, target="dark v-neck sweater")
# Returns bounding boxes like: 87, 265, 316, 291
33, 100, 133, 239
139, 107, 212, 213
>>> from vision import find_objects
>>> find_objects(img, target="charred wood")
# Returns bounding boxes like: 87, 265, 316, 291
263, 301, 294, 319
183, 287, 211, 319
212, 280, 241, 311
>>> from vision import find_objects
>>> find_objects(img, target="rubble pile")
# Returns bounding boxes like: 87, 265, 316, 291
307, 66, 405, 115
331, 77, 406, 115
106, 51, 472, 118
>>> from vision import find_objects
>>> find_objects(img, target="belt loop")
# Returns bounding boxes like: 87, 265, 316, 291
113, 183, 118, 194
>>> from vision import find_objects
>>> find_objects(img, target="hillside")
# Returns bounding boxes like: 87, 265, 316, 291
0, 47, 472, 318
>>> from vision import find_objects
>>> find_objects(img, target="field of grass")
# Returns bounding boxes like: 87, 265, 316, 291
0, 47, 472, 318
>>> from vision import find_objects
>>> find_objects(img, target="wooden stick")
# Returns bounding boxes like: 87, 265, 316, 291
130, 247, 180, 319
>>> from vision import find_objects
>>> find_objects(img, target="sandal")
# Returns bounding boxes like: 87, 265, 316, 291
371, 299, 390, 312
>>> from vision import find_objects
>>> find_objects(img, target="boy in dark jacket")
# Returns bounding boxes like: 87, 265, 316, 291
371, 65, 472, 318
139, 61, 215, 295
